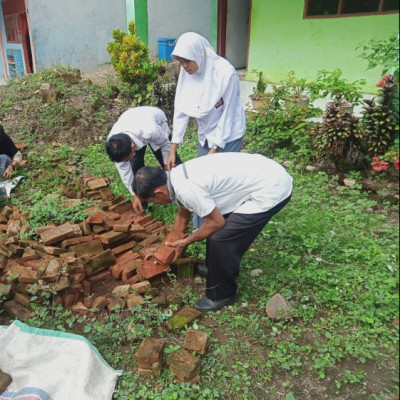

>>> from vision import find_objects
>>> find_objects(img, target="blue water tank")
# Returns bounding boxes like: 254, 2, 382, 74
157, 38, 176, 61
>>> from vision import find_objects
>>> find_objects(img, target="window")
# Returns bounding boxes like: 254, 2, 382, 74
304, 0, 399, 17
4, 14, 22, 43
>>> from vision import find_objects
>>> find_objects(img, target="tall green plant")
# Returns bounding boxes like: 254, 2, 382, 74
107, 21, 162, 102
357, 33, 399, 83
361, 75, 399, 157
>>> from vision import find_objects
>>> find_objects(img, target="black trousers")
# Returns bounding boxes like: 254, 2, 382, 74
205, 195, 291, 301
130, 145, 182, 173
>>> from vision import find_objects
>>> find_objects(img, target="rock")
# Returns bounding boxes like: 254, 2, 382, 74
0, 369, 12, 394
135, 338, 165, 376
265, 293, 292, 319
250, 268, 263, 278
305, 165, 316, 172
282, 160, 293, 167
183, 330, 208, 355
167, 307, 202, 331
343, 178, 356, 187
4, 300, 32, 320
167, 348, 201, 383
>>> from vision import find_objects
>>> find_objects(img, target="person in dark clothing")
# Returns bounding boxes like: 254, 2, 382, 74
133, 152, 293, 312
0, 124, 22, 181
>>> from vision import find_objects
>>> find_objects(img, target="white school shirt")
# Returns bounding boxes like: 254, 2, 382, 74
107, 107, 171, 195
168, 153, 293, 217
171, 74, 246, 149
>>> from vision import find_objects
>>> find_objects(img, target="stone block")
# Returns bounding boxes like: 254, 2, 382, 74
113, 221, 131, 232
135, 215, 153, 226
86, 270, 112, 285
139, 234, 159, 247
14, 292, 32, 309
99, 230, 128, 245
126, 293, 144, 308
112, 284, 131, 298
61, 234, 94, 248
69, 240, 104, 257
86, 249, 116, 275
111, 241, 137, 256
167, 308, 202, 331
183, 330, 208, 355
134, 337, 165, 370
167, 348, 200, 383
99, 187, 114, 201
92, 296, 108, 311
42, 259, 61, 281
87, 178, 108, 190
106, 297, 125, 312
40, 223, 81, 246
4, 300, 32, 320
109, 199, 132, 214
86, 210, 109, 224
130, 280, 151, 294
129, 224, 146, 234
137, 260, 169, 280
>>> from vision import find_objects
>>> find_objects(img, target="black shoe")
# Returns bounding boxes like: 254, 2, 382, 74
196, 264, 208, 276
194, 296, 236, 312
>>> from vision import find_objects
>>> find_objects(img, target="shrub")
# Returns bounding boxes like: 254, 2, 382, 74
361, 75, 399, 157
311, 100, 364, 168
107, 20, 162, 103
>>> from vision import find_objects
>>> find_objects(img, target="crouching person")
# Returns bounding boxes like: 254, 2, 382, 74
0, 124, 22, 181
133, 152, 293, 312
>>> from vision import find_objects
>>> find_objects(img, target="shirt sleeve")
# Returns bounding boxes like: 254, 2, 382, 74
12, 151, 23, 164
171, 108, 190, 144
206, 75, 239, 149
146, 122, 172, 164
115, 161, 135, 196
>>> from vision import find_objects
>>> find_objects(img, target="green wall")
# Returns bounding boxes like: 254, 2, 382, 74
247, 0, 399, 93
133, 0, 148, 44
210, 0, 218, 49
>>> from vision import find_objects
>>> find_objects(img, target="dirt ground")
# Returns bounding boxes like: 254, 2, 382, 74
81, 63, 118, 87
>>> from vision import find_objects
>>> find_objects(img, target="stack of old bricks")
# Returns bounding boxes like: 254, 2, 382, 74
134, 327, 208, 383
0, 174, 187, 320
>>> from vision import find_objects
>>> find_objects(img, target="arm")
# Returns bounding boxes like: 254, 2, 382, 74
166, 207, 226, 260
3, 151, 22, 180
167, 110, 189, 170
114, 161, 142, 213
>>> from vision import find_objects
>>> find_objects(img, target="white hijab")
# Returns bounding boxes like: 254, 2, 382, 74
172, 32, 236, 119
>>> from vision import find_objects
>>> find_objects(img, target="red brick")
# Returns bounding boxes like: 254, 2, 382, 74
113, 221, 131, 232
154, 244, 175, 265
137, 260, 170, 280
135, 215, 153, 226
111, 240, 137, 256
61, 235, 95, 248
109, 199, 133, 214
86, 270, 112, 285
127, 274, 140, 285
86, 211, 108, 224
166, 229, 186, 242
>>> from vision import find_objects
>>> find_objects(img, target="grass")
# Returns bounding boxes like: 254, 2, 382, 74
0, 69, 398, 400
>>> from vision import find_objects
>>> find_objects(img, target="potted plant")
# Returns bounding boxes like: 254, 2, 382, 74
309, 69, 366, 113
250, 70, 268, 110
283, 70, 310, 108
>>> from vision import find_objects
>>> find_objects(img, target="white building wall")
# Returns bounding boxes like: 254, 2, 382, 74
26, 0, 127, 71
147, 0, 212, 58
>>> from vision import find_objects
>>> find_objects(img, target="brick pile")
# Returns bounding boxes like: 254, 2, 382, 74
0, 175, 189, 320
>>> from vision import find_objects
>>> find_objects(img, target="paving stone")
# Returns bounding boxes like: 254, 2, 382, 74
167, 348, 200, 383
183, 330, 208, 355
86, 249, 116, 275
167, 308, 202, 331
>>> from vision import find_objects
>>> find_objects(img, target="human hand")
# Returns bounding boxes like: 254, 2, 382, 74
132, 195, 144, 214
165, 238, 188, 261
3, 165, 13, 180
166, 153, 176, 171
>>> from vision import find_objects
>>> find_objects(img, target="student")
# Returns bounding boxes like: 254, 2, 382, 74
105, 107, 181, 213
166, 32, 246, 170
133, 152, 293, 312
0, 124, 22, 181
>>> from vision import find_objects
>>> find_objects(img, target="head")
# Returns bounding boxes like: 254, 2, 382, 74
133, 166, 171, 205
105, 133, 135, 162
172, 32, 213, 75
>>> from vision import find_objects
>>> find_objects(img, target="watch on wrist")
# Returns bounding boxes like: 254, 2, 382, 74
211, 145, 219, 151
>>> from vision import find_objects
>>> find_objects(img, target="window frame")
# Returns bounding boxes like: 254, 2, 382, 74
303, 0, 399, 19
4, 14, 22, 43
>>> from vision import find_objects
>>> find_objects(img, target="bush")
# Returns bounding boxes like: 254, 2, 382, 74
107, 20, 162, 103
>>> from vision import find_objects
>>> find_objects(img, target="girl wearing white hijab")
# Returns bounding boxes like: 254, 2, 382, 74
166, 32, 246, 170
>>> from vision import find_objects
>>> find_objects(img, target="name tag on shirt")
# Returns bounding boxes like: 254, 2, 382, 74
215, 98, 224, 109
